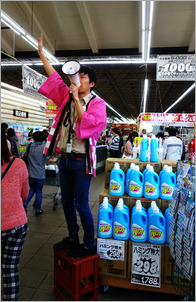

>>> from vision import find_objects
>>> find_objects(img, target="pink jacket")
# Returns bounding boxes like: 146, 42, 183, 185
38, 71, 107, 176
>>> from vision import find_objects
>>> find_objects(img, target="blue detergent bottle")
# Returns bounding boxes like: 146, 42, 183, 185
109, 163, 125, 196
139, 135, 148, 162
125, 163, 135, 194
165, 207, 171, 244
150, 134, 159, 162
148, 206, 166, 244
147, 201, 157, 217
131, 200, 146, 219
143, 164, 151, 179
130, 204, 147, 242
128, 166, 143, 197
159, 165, 169, 182
97, 197, 113, 238
113, 200, 130, 240
160, 166, 176, 200
144, 166, 159, 199
114, 198, 129, 214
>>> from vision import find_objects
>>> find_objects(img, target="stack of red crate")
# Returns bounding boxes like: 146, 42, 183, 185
53, 249, 99, 301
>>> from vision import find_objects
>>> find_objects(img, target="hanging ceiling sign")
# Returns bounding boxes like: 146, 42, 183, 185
45, 99, 58, 119
156, 55, 195, 81
22, 65, 48, 100
140, 113, 195, 126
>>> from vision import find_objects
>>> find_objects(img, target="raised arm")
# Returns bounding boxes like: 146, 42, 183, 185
38, 33, 56, 77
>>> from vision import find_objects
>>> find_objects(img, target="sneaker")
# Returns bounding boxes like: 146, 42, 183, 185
67, 244, 97, 258
53, 237, 79, 250
35, 209, 43, 216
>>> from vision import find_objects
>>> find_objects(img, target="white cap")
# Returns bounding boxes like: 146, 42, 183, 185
103, 197, 109, 203
152, 134, 156, 139
163, 165, 168, 170
118, 203, 123, 210
103, 199, 108, 209
151, 201, 156, 207
134, 165, 140, 171
136, 205, 142, 212
147, 164, 151, 169
136, 200, 141, 206
114, 162, 120, 170
130, 163, 135, 169
143, 134, 147, 139
153, 206, 159, 213
118, 198, 124, 205
165, 166, 172, 173
148, 166, 154, 172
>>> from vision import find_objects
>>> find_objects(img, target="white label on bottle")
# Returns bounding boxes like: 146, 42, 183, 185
110, 179, 122, 193
131, 223, 146, 240
113, 221, 128, 237
129, 180, 142, 195
161, 183, 173, 197
145, 182, 158, 196
149, 225, 164, 241
98, 220, 112, 236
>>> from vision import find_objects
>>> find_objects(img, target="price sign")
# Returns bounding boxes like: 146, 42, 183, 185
22, 65, 48, 100
131, 243, 161, 288
156, 55, 195, 81
97, 238, 125, 261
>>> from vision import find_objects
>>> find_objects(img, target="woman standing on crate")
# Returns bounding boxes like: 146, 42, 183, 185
23, 131, 50, 215
1, 132, 29, 301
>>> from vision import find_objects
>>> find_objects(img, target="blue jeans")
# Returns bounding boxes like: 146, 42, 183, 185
24, 177, 45, 212
59, 156, 94, 248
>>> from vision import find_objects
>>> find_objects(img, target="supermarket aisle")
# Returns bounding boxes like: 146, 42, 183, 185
16, 170, 179, 301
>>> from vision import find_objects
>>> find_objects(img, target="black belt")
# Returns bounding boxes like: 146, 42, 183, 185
61, 152, 86, 159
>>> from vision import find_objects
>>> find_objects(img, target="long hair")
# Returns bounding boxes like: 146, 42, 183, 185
1, 132, 11, 165
126, 131, 138, 145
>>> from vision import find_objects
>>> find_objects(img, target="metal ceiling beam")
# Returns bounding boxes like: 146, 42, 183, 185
188, 28, 195, 52
104, 70, 134, 119
75, 1, 99, 53
20, 1, 55, 54
1, 36, 13, 56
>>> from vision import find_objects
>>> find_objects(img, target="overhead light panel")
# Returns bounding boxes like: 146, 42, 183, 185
164, 83, 195, 113
143, 79, 149, 113
1, 10, 59, 64
142, 1, 154, 62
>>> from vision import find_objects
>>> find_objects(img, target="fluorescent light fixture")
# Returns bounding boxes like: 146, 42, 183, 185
164, 83, 195, 113
1, 10, 59, 64
81, 60, 144, 65
142, 1, 154, 62
143, 79, 149, 113
1, 11, 25, 35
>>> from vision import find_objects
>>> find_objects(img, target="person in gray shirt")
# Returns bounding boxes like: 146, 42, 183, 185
24, 131, 50, 215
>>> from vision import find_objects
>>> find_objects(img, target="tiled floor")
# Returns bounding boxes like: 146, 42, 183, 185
10, 170, 179, 301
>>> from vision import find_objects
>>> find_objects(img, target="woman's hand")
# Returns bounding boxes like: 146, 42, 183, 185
38, 33, 43, 55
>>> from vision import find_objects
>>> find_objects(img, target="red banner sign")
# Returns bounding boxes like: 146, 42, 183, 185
141, 113, 195, 123
45, 99, 58, 119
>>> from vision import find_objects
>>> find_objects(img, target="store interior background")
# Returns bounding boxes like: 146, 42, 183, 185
1, 1, 195, 301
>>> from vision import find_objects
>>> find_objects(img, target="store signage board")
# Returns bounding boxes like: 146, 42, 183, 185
22, 65, 48, 101
97, 238, 125, 261
13, 109, 28, 119
156, 55, 195, 81
131, 243, 161, 288
140, 113, 195, 127
45, 99, 58, 119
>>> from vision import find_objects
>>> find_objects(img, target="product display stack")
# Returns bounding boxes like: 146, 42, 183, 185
96, 135, 180, 294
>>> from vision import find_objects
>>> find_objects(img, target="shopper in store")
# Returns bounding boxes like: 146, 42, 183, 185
1, 122, 11, 152
23, 131, 49, 215
7, 128, 21, 158
1, 132, 29, 301
123, 131, 138, 158
162, 127, 183, 160
109, 127, 121, 158
37, 33, 107, 257
42, 129, 49, 142
156, 132, 165, 140
140, 128, 147, 137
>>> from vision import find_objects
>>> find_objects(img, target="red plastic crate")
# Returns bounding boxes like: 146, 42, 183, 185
53, 249, 99, 301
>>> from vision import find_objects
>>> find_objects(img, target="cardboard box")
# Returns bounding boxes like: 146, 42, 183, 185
96, 238, 128, 278
105, 158, 139, 175
163, 244, 173, 284
160, 160, 177, 173
99, 188, 111, 204
127, 241, 165, 282
140, 161, 162, 174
